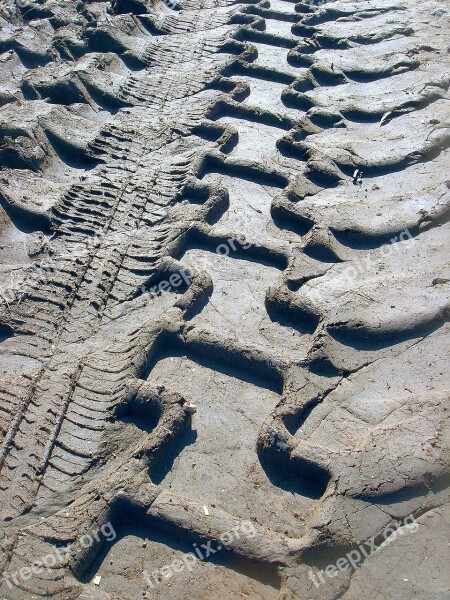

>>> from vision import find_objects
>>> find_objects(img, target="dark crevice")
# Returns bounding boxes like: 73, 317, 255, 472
44, 130, 100, 170
0, 323, 15, 343
258, 443, 330, 499
303, 242, 340, 263
330, 227, 419, 250
148, 428, 197, 485
209, 101, 295, 130
141, 331, 283, 395
271, 205, 314, 236
337, 134, 450, 178
111, 0, 151, 15
266, 299, 319, 335
199, 154, 288, 188
180, 227, 288, 270
113, 396, 160, 433
78, 506, 281, 588
344, 61, 420, 83
233, 27, 296, 48
0, 195, 52, 234
223, 62, 295, 85
329, 315, 448, 350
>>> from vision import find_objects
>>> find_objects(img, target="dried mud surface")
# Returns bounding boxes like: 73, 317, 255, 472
0, 0, 449, 598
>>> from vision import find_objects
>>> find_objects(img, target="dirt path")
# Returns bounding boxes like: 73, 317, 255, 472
0, 0, 449, 598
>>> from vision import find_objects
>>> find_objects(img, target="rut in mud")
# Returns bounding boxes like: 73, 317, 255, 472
0, 0, 449, 598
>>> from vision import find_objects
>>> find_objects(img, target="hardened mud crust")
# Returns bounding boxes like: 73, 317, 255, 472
0, 0, 449, 598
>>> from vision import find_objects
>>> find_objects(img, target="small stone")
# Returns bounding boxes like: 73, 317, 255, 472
183, 402, 197, 414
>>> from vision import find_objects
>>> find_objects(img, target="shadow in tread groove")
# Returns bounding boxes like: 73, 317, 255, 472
142, 332, 284, 396
77, 505, 281, 590
258, 444, 329, 500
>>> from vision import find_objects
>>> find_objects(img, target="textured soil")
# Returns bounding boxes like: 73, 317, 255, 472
0, 0, 449, 598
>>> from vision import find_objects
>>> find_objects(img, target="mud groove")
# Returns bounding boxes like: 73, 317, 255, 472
0, 0, 449, 598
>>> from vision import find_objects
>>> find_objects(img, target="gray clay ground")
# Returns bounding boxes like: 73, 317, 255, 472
0, 0, 449, 598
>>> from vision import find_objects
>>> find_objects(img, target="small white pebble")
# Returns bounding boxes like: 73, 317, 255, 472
183, 402, 197, 414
